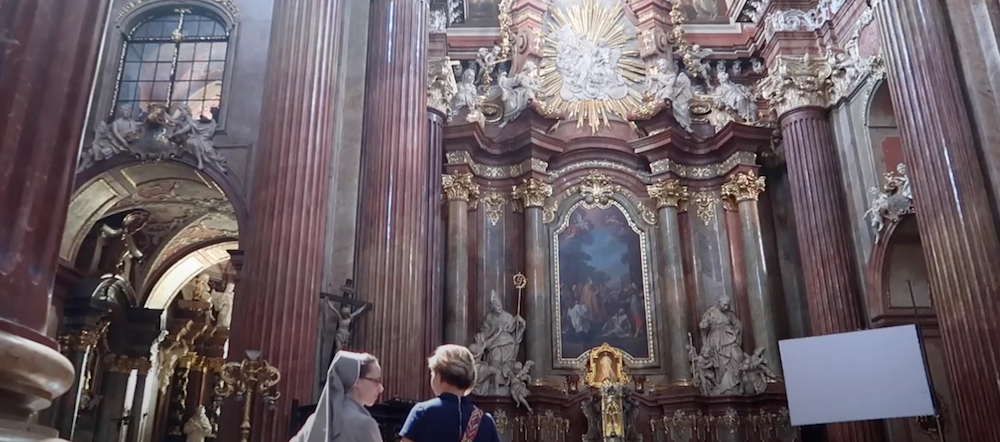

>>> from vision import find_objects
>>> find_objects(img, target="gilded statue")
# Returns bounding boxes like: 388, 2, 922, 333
470, 290, 529, 396
600, 383, 625, 438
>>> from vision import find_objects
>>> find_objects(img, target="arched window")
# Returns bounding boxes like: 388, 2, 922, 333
114, 8, 229, 120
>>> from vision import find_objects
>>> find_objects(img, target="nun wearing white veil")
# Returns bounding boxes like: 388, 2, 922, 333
289, 351, 384, 442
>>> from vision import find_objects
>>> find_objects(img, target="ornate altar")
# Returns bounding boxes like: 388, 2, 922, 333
581, 344, 640, 442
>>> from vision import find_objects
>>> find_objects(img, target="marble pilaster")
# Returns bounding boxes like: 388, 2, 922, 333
425, 109, 446, 368
0, 0, 107, 438
513, 178, 552, 376
878, 0, 1000, 438
54, 329, 103, 439
647, 180, 691, 383
442, 172, 479, 345
353, 0, 432, 401
722, 172, 781, 374
92, 355, 149, 442
124, 363, 151, 442
224, 0, 345, 440
760, 55, 885, 442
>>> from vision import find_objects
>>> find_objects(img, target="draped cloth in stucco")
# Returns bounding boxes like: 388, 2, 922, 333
289, 351, 380, 442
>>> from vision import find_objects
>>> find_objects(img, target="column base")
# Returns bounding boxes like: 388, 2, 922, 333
0, 417, 66, 442
0, 326, 75, 418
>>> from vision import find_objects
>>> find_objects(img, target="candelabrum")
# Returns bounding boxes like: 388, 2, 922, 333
215, 350, 281, 442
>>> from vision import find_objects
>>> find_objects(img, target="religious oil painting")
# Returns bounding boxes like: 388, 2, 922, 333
553, 200, 655, 364
466, 0, 501, 22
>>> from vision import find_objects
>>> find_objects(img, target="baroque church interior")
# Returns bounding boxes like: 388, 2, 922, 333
2, 0, 1000, 441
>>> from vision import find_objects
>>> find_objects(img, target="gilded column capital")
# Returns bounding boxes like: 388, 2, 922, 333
58, 326, 107, 353
442, 172, 480, 202
512, 178, 552, 208
105, 354, 153, 374
757, 54, 837, 117
722, 172, 766, 202
427, 56, 457, 116
647, 180, 689, 208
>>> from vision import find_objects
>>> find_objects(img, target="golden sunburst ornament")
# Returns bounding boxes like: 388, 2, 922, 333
537, 0, 646, 133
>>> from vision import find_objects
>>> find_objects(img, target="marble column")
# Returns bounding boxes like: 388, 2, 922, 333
759, 55, 885, 442
54, 330, 102, 439
512, 178, 552, 375
878, 1, 1000, 438
125, 361, 151, 442
92, 355, 138, 442
647, 180, 691, 384
353, 0, 430, 401
442, 173, 479, 345
0, 0, 107, 438
224, 0, 345, 440
722, 172, 781, 374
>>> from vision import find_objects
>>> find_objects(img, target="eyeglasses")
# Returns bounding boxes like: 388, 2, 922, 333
360, 377, 383, 385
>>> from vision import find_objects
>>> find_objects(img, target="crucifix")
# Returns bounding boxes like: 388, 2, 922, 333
320, 279, 372, 360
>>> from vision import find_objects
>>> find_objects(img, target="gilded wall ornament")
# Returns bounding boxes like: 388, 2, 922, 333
442, 172, 480, 203
650, 151, 757, 179
445, 151, 550, 179
647, 180, 689, 208
537, 0, 647, 133
481, 192, 507, 225
721, 171, 766, 203
543, 173, 656, 225
579, 171, 616, 207
512, 178, 553, 209
693, 192, 718, 225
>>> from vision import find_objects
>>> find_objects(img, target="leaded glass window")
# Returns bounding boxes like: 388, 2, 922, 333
115, 8, 229, 120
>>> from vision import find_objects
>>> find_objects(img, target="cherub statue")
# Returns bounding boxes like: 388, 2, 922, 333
332, 303, 368, 352
509, 361, 534, 412
684, 44, 714, 84
210, 282, 235, 329
183, 405, 213, 442
864, 186, 889, 236
740, 347, 777, 395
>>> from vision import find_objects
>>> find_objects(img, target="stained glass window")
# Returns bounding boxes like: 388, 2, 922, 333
115, 8, 229, 120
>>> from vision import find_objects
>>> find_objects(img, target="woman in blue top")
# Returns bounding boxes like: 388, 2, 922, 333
399, 345, 502, 442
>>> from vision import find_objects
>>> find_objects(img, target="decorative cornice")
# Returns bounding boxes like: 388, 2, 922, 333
649, 151, 757, 179
512, 178, 552, 209
757, 54, 837, 116
442, 172, 480, 203
721, 172, 766, 202
647, 180, 690, 209
445, 151, 549, 179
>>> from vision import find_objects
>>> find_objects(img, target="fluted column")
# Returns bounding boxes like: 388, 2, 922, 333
442, 173, 479, 345
647, 180, 691, 384
425, 108, 446, 367
0, 0, 106, 438
759, 56, 885, 442
722, 171, 781, 375
224, 0, 344, 440
353, 0, 430, 401
877, 1, 1000, 438
512, 178, 553, 376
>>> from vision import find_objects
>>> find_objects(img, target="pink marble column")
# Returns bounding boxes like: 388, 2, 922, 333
878, 0, 1000, 438
760, 55, 886, 441
353, 0, 431, 401
0, 0, 108, 438
224, 0, 344, 440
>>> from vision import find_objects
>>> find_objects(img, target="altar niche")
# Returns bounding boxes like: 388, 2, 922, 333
551, 195, 657, 366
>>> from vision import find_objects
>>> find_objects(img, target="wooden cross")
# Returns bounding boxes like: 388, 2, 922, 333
319, 279, 371, 309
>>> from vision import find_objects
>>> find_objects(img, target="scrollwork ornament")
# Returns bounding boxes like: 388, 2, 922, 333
647, 180, 689, 208
757, 55, 836, 117
579, 171, 616, 208
512, 178, 552, 209
480, 192, 506, 225
442, 172, 480, 203
693, 192, 718, 225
